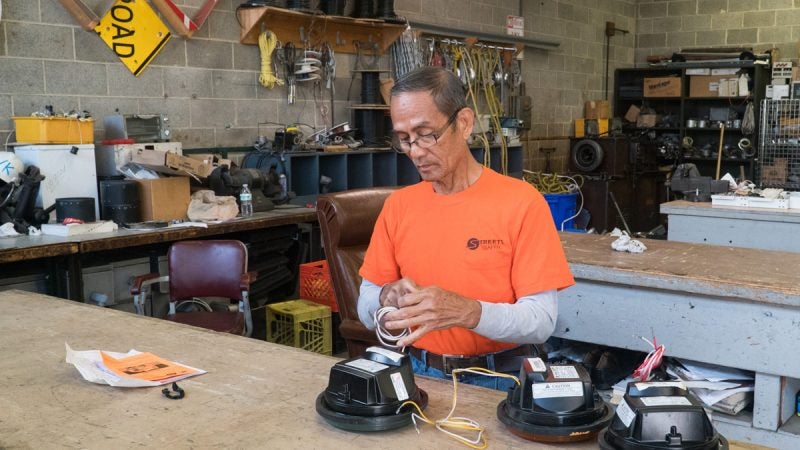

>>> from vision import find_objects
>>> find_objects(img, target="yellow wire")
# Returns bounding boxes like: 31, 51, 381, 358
477, 47, 507, 175
258, 30, 284, 89
524, 171, 584, 194
451, 45, 490, 167
397, 367, 520, 449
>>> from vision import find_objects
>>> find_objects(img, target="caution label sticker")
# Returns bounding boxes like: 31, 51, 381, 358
532, 381, 583, 399
95, 0, 171, 76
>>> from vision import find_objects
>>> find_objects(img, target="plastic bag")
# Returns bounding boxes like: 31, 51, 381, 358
187, 190, 238, 222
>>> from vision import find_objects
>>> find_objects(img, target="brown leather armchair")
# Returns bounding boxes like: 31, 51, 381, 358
317, 187, 396, 357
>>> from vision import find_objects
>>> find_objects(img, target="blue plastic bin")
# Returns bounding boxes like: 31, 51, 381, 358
543, 192, 579, 231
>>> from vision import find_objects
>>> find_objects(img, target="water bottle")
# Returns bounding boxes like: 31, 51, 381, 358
279, 174, 287, 200
239, 183, 253, 217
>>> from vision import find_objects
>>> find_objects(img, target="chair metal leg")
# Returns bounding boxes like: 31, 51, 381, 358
241, 291, 253, 337
133, 293, 146, 315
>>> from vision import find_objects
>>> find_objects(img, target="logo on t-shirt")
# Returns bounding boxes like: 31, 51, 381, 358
466, 237, 504, 250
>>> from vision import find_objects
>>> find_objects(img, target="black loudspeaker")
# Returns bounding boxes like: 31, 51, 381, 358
569, 137, 630, 177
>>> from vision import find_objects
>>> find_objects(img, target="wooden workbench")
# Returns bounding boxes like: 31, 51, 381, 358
0, 290, 595, 449
556, 232, 800, 448
0, 207, 318, 300
70, 206, 318, 253
0, 234, 77, 263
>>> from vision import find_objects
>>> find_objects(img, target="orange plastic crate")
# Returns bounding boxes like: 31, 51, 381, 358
299, 260, 337, 312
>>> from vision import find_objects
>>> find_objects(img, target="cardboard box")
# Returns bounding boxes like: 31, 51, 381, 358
624, 105, 640, 123
767, 84, 790, 99
131, 143, 181, 166
718, 78, 738, 97
97, 142, 182, 177
636, 114, 658, 128
136, 176, 190, 221
762, 158, 788, 186
773, 61, 792, 79
574, 119, 610, 137
187, 153, 231, 169
643, 77, 681, 97
584, 100, 610, 120
689, 75, 726, 97
165, 153, 215, 178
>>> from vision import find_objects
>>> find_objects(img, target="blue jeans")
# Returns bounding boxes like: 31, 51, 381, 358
410, 351, 518, 392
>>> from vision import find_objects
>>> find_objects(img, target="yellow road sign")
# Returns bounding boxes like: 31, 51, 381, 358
95, 0, 171, 76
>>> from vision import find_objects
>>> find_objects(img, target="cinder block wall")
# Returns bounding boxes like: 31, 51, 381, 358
0, 0, 635, 174
635, 0, 797, 65
398, 0, 637, 172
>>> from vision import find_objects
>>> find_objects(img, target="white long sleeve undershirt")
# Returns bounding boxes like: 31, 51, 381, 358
357, 279, 558, 345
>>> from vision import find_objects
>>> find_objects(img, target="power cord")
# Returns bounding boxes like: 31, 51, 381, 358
374, 305, 409, 350
4, 130, 15, 151
374, 299, 521, 448
632, 331, 665, 381
398, 367, 521, 449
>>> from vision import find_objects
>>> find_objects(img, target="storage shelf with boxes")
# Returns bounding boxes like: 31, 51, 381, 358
614, 63, 770, 182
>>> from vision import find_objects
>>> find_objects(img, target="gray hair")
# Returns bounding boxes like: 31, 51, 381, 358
390, 66, 467, 117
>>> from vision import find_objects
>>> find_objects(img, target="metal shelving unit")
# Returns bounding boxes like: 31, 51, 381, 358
614, 63, 770, 181
758, 99, 800, 189
233, 146, 523, 204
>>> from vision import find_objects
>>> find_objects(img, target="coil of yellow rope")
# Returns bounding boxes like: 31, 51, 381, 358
258, 30, 284, 89
523, 171, 584, 194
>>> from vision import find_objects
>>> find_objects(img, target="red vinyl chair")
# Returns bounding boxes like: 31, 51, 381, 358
131, 240, 256, 336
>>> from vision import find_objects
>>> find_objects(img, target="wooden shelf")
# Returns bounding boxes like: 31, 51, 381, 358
237, 6, 405, 54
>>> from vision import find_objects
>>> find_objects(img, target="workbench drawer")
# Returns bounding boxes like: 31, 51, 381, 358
82, 257, 167, 306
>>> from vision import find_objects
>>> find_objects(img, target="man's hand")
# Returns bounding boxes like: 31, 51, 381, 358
379, 278, 419, 308
382, 286, 482, 347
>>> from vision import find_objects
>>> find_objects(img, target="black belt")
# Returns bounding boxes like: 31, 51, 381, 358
408, 344, 538, 375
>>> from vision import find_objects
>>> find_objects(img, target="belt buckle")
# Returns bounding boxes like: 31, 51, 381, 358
441, 353, 461, 376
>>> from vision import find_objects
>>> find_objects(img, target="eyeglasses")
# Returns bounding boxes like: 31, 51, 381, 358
391, 109, 461, 154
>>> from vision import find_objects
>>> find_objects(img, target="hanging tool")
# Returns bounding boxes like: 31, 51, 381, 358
284, 43, 296, 104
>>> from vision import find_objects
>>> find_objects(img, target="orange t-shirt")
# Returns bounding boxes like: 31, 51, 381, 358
359, 168, 574, 356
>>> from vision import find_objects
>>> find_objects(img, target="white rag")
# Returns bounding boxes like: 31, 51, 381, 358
610, 230, 647, 254
0, 222, 19, 236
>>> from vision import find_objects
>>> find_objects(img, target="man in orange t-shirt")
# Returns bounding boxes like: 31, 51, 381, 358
358, 67, 574, 390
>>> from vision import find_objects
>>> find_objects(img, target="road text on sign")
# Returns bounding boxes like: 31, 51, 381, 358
95, 0, 171, 76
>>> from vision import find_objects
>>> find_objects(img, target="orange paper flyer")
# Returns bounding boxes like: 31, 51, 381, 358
101, 351, 199, 382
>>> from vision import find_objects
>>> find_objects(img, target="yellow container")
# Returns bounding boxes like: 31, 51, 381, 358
13, 117, 95, 144
266, 299, 332, 355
